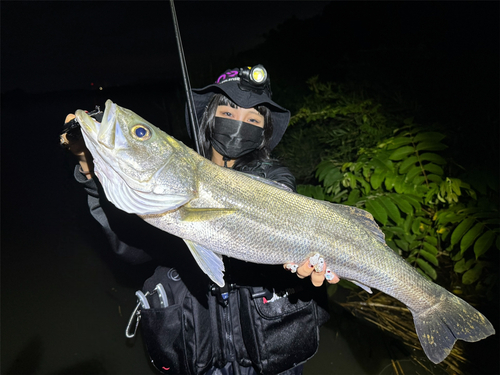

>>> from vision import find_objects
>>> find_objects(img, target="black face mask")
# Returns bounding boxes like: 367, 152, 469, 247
211, 117, 264, 160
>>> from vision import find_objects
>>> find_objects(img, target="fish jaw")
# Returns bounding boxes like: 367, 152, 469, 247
76, 100, 197, 214
76, 100, 166, 184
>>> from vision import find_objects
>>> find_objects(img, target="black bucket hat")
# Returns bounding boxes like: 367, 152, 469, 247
189, 66, 290, 150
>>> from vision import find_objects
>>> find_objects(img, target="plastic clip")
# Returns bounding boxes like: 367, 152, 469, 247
135, 290, 151, 309
154, 283, 169, 308
251, 286, 274, 300
211, 283, 237, 306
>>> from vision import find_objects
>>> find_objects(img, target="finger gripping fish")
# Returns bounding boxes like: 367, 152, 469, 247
76, 100, 495, 364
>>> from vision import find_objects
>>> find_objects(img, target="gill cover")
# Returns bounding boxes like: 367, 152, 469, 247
77, 99, 196, 215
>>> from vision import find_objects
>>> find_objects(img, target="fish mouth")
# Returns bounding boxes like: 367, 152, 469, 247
75, 100, 130, 190
75, 109, 99, 138
76, 99, 121, 150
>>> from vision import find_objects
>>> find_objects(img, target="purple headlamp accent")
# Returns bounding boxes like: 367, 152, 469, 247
216, 70, 239, 84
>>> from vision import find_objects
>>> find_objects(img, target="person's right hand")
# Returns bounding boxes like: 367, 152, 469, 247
284, 253, 340, 287
60, 114, 94, 179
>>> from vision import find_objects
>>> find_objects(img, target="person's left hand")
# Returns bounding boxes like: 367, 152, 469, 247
284, 254, 340, 287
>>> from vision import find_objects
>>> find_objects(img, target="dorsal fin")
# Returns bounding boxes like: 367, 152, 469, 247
327, 203, 386, 244
246, 174, 293, 192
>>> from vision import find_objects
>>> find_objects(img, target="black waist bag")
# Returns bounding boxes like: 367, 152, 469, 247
128, 267, 330, 375
129, 266, 213, 375
238, 287, 330, 375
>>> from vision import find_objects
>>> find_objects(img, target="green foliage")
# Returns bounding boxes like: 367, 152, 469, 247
297, 121, 499, 298
274, 77, 395, 182
282, 78, 498, 299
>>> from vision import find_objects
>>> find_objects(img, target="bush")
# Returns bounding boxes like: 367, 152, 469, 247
287, 80, 499, 300
275, 77, 395, 182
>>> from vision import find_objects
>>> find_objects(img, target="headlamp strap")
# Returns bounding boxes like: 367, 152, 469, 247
216, 65, 272, 97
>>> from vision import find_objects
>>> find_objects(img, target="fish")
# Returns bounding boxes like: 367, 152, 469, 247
75, 99, 495, 364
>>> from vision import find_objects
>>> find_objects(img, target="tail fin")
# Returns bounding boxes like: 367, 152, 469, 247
413, 289, 495, 364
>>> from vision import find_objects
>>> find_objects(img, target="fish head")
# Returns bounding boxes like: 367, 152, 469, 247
76, 99, 196, 214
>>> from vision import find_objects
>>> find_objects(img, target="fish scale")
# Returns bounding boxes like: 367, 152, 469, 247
76, 99, 494, 365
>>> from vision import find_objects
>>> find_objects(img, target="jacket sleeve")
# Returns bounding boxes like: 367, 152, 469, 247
74, 165, 154, 264
262, 162, 297, 192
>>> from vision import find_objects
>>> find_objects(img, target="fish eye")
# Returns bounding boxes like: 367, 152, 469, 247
131, 124, 152, 141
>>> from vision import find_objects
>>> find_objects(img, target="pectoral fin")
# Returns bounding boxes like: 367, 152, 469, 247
183, 240, 225, 287
179, 206, 238, 222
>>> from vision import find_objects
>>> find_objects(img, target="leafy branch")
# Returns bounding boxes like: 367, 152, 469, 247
298, 121, 499, 297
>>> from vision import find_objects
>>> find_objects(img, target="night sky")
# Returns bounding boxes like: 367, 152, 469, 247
2, 1, 330, 93
3, 1, 498, 96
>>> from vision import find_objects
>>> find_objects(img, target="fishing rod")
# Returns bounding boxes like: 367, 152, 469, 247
169, 0, 204, 156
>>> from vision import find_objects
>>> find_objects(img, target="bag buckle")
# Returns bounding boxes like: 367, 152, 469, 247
250, 286, 274, 301
210, 283, 238, 306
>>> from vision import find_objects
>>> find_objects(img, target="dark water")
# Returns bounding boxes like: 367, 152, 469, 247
2, 88, 497, 374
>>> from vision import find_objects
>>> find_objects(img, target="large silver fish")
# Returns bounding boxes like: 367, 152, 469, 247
76, 100, 494, 364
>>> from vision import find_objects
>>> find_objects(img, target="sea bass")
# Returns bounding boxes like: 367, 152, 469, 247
76, 100, 494, 364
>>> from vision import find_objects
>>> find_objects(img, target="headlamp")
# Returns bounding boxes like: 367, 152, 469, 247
240, 64, 268, 86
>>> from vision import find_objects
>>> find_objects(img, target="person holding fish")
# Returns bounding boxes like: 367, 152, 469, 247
61, 65, 340, 374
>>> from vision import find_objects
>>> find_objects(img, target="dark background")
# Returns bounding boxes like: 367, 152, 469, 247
2, 1, 498, 374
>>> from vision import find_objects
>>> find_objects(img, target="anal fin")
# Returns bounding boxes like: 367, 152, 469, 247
183, 240, 225, 287
346, 279, 373, 294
